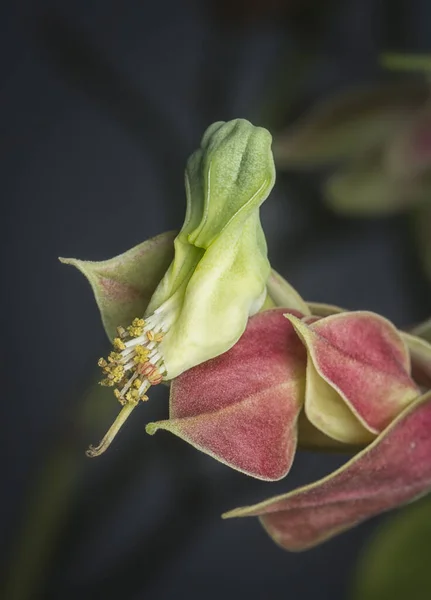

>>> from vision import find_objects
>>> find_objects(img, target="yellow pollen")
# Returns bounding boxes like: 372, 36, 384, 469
133, 345, 150, 364
106, 365, 124, 383
127, 326, 143, 337
125, 389, 141, 404
113, 337, 126, 351
127, 319, 146, 338
90, 315, 167, 457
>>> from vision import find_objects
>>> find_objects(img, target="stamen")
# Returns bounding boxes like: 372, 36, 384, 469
138, 379, 150, 394
88, 313, 167, 457
86, 403, 137, 458
123, 359, 137, 370
119, 371, 139, 396
113, 337, 126, 351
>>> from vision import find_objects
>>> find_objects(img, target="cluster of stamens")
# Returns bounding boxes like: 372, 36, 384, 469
98, 316, 167, 406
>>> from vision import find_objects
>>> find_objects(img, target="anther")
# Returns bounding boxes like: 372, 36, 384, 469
90, 314, 167, 457
113, 337, 126, 351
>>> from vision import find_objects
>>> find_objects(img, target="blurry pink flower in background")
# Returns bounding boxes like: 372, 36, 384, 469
274, 71, 431, 280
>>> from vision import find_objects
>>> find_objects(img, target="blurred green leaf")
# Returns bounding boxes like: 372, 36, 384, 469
381, 53, 431, 73
324, 146, 428, 216
273, 83, 427, 167
351, 495, 431, 600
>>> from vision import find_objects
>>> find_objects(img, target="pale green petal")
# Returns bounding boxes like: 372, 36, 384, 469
266, 269, 311, 314
160, 212, 270, 378
146, 119, 276, 379
185, 119, 275, 248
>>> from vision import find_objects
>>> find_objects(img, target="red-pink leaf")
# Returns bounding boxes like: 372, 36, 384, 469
146, 309, 307, 480
287, 312, 420, 436
224, 391, 431, 551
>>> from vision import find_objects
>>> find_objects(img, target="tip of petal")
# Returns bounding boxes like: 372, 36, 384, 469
221, 507, 246, 519
283, 312, 306, 332
58, 256, 85, 270
145, 421, 162, 435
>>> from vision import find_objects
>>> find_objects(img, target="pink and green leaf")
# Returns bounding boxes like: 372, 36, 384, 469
296, 411, 363, 453
147, 309, 307, 480
59, 231, 175, 340
223, 391, 431, 551
286, 312, 420, 440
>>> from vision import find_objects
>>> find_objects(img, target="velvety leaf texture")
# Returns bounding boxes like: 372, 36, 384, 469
224, 391, 431, 551
147, 309, 306, 480
59, 231, 175, 340
287, 312, 420, 435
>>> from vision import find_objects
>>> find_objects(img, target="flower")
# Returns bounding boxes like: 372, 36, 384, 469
62, 115, 431, 552
146, 271, 431, 550
61, 118, 276, 456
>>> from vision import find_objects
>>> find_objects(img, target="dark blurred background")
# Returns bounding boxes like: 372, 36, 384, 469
2, 1, 431, 599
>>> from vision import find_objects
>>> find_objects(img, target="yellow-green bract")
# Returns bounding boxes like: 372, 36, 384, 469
146, 119, 275, 378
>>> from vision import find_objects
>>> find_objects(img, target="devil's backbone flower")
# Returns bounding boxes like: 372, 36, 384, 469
61, 119, 275, 456
145, 270, 431, 550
